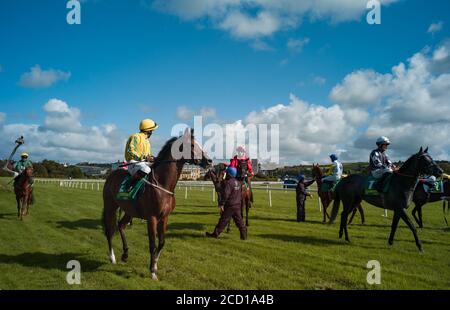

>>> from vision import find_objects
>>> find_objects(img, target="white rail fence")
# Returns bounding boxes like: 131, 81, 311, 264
34, 179, 318, 208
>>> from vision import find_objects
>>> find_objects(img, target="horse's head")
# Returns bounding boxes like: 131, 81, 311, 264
415, 147, 443, 178
311, 163, 322, 180
24, 166, 33, 178
170, 128, 212, 169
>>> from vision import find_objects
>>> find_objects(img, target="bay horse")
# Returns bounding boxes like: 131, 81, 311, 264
14, 166, 34, 220
329, 147, 443, 251
102, 129, 212, 280
236, 161, 253, 227
411, 179, 450, 228
312, 164, 365, 224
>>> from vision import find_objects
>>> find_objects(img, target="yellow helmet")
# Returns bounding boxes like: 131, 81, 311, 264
139, 119, 158, 132
21, 152, 29, 158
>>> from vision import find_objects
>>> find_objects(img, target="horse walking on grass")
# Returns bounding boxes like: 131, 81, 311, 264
14, 166, 34, 220
329, 147, 443, 252
102, 129, 212, 280
312, 164, 364, 224
412, 179, 450, 228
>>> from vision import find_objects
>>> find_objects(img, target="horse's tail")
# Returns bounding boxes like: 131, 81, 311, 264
101, 178, 117, 238
329, 187, 341, 224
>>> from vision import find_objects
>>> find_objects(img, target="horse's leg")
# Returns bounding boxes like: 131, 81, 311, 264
412, 204, 421, 228
155, 216, 168, 274
16, 196, 21, 219
246, 194, 250, 227
388, 212, 400, 246
118, 213, 132, 262
103, 196, 118, 264
348, 207, 357, 225
417, 206, 424, 228
321, 195, 327, 223
398, 208, 423, 252
147, 217, 158, 280
357, 204, 365, 225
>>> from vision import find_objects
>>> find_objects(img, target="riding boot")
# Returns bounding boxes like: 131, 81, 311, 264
375, 173, 390, 193
127, 171, 146, 192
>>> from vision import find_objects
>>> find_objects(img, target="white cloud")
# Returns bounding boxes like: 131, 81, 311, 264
287, 37, 310, 53
312, 75, 326, 85
428, 21, 443, 35
150, 0, 399, 40
0, 100, 126, 163
250, 40, 275, 51
244, 94, 354, 164
330, 69, 392, 108
176, 106, 216, 120
332, 42, 450, 161
19, 65, 71, 89
43, 99, 82, 133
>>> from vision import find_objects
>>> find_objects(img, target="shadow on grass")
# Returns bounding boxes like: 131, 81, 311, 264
0, 252, 104, 271
173, 211, 217, 216
0, 213, 17, 220
54, 218, 101, 230
167, 232, 206, 239
258, 233, 343, 245
168, 222, 205, 231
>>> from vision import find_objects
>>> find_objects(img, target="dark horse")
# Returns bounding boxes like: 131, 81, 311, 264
411, 179, 450, 228
312, 164, 364, 224
102, 129, 212, 280
14, 166, 34, 220
329, 147, 443, 251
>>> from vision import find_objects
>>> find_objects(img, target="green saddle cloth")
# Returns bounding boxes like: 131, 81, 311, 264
320, 180, 340, 192
364, 174, 392, 196
425, 180, 444, 194
116, 175, 146, 201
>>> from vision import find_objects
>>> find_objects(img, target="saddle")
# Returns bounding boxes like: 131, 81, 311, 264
116, 174, 147, 201
364, 174, 392, 196
320, 180, 340, 192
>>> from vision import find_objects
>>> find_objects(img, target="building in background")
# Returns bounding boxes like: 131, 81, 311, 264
180, 164, 206, 180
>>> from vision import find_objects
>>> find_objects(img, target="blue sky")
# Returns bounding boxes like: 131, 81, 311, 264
0, 0, 449, 165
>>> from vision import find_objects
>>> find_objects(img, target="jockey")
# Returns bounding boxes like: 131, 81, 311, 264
124, 118, 158, 191
321, 154, 343, 185
370, 136, 395, 192
421, 175, 438, 194
229, 146, 254, 182
13, 152, 34, 185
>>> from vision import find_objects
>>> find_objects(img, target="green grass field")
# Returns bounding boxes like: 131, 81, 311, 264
0, 177, 449, 290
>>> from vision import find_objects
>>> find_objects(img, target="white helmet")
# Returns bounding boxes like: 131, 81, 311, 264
236, 146, 246, 158
428, 176, 437, 182
376, 136, 391, 146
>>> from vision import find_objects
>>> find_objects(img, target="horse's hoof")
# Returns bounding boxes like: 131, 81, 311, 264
121, 255, 128, 263
151, 273, 158, 281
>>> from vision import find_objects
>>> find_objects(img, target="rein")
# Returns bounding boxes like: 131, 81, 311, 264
394, 171, 417, 179
143, 178, 174, 196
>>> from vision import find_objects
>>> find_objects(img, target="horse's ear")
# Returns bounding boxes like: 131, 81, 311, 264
424, 146, 428, 153
419, 146, 423, 153
191, 128, 195, 138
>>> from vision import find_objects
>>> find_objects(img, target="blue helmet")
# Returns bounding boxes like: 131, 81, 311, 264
227, 166, 237, 178
298, 174, 305, 182
330, 154, 338, 161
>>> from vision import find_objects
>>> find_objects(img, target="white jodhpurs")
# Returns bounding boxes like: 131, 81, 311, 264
128, 160, 151, 176
371, 168, 393, 179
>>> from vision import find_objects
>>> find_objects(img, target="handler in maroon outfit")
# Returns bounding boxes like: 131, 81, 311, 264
206, 166, 247, 240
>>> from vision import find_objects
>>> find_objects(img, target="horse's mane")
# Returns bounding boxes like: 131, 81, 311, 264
153, 137, 178, 168
398, 152, 419, 173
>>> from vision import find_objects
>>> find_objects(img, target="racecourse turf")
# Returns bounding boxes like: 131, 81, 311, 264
0, 177, 449, 290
